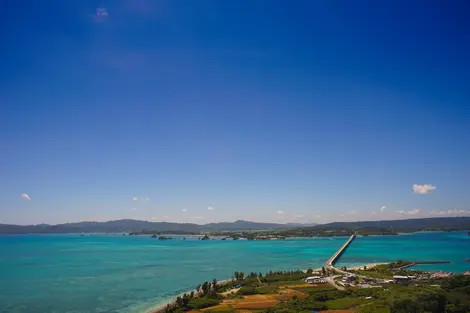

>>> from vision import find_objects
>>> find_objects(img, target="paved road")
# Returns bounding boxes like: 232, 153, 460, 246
325, 275, 345, 290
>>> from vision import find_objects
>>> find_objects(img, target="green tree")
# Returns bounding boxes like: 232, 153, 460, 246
182, 293, 190, 306
391, 298, 423, 313
175, 296, 183, 307
202, 281, 210, 295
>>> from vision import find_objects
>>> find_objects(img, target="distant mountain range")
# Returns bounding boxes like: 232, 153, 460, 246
315, 217, 470, 231
1, 217, 469, 235
0, 219, 316, 234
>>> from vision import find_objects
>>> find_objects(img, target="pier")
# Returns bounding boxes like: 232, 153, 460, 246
393, 261, 451, 270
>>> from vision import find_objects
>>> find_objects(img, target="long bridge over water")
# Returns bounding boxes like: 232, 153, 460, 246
326, 233, 356, 269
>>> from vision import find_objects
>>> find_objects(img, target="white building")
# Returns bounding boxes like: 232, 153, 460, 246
305, 276, 325, 284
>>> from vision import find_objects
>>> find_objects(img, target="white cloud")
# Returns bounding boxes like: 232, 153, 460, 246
20, 193, 31, 200
430, 209, 470, 215
396, 209, 421, 215
192, 216, 204, 220
92, 7, 109, 23
181, 209, 187, 212
406, 208, 421, 215
413, 184, 436, 194
372, 212, 377, 215
132, 196, 150, 201
294, 214, 305, 218
207, 206, 214, 211
276, 210, 285, 214
380, 206, 387, 211
131, 207, 137, 211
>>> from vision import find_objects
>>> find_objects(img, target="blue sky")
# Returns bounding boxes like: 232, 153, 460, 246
1, 0, 469, 225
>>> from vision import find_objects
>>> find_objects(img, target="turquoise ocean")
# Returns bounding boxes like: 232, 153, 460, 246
0, 232, 469, 313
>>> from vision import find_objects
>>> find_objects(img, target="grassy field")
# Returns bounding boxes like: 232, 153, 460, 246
326, 297, 369, 309
353, 270, 393, 279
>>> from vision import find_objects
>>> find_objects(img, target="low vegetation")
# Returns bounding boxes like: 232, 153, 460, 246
164, 267, 470, 313
350, 261, 427, 280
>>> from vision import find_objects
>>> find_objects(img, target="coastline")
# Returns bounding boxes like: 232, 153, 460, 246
146, 263, 386, 313
146, 279, 231, 313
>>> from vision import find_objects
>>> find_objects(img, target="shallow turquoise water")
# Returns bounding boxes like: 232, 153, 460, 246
0, 232, 468, 313
0, 235, 343, 313
336, 231, 470, 273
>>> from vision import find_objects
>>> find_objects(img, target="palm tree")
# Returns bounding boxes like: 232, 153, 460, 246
212, 279, 217, 290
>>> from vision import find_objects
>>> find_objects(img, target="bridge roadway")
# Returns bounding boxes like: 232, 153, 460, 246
325, 233, 356, 276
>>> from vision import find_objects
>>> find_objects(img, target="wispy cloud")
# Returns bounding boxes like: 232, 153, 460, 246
380, 206, 387, 211
192, 216, 204, 220
207, 206, 214, 211
413, 184, 436, 194
430, 209, 470, 215
181, 209, 187, 212
407, 208, 421, 215
20, 193, 31, 200
132, 196, 150, 201
396, 209, 421, 215
276, 210, 285, 214
294, 214, 305, 218
91, 7, 109, 23
131, 207, 137, 211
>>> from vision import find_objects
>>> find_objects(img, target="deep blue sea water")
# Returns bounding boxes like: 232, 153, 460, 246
0, 232, 468, 313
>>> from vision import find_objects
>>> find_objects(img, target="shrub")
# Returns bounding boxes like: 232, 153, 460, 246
187, 297, 220, 309
239, 286, 257, 295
